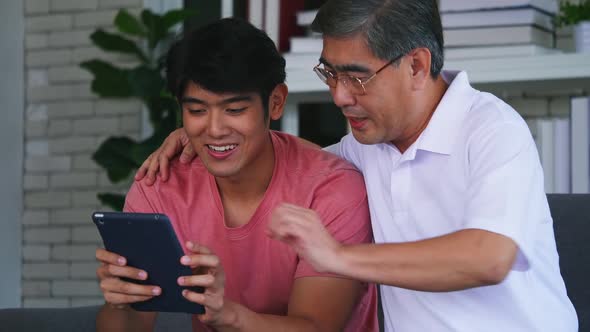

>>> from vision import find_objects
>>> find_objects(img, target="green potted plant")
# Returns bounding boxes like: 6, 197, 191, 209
80, 8, 195, 211
555, 0, 590, 53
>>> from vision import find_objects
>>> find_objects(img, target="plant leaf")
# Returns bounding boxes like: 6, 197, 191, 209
92, 136, 140, 182
97, 193, 126, 211
114, 9, 147, 37
162, 9, 198, 31
555, 1, 590, 27
90, 29, 147, 62
143, 96, 180, 133
140, 9, 166, 49
80, 60, 133, 97
127, 66, 165, 98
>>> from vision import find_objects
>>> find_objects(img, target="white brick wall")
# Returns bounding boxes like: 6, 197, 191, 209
23, 210, 50, 226
26, 33, 50, 50
70, 263, 100, 278
48, 66, 92, 83
99, 0, 142, 9
74, 10, 118, 28
23, 263, 70, 279
24, 298, 69, 308
22, 0, 142, 307
52, 245, 98, 261
47, 101, 94, 118
51, 208, 95, 225
26, 120, 49, 138
22, 281, 52, 297
24, 175, 49, 190
25, 0, 50, 15
51, 0, 99, 12
27, 49, 73, 67
23, 245, 51, 261
26, 14, 73, 32
53, 280, 101, 296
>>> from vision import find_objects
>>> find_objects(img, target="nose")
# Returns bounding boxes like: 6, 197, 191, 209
330, 80, 356, 109
207, 111, 230, 138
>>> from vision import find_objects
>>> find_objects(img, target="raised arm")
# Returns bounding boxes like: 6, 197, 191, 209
269, 204, 517, 292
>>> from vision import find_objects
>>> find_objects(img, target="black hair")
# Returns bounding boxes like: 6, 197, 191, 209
166, 18, 286, 116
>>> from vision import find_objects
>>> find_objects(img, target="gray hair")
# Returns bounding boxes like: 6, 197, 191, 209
311, 0, 444, 78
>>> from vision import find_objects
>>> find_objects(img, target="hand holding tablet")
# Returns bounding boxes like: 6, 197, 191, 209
93, 212, 205, 314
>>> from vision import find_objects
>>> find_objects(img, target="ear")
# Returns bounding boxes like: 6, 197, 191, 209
407, 48, 432, 90
268, 83, 288, 121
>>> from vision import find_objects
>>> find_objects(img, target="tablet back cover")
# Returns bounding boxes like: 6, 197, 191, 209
93, 212, 204, 314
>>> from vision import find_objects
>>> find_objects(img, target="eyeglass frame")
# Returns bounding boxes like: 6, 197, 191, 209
312, 53, 404, 95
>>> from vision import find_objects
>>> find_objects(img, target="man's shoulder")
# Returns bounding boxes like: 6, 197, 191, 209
465, 92, 530, 138
275, 131, 361, 175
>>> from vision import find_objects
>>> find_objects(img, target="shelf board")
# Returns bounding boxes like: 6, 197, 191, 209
285, 53, 590, 96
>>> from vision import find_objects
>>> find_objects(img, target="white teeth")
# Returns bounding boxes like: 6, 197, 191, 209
207, 144, 236, 152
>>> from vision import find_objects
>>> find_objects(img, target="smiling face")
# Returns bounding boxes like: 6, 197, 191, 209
180, 82, 285, 181
320, 34, 415, 146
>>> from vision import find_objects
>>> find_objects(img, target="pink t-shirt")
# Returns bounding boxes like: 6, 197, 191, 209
125, 131, 378, 331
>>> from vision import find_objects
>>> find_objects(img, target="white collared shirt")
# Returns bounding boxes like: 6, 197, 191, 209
326, 71, 577, 331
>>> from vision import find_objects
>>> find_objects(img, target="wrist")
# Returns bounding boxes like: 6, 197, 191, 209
211, 300, 242, 330
329, 244, 350, 275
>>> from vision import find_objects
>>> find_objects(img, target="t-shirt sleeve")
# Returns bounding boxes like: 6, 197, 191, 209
463, 121, 545, 271
123, 180, 162, 213
294, 167, 373, 279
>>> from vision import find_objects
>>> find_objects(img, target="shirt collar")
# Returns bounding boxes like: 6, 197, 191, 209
415, 70, 478, 155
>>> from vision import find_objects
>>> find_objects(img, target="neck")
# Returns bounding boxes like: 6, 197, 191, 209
392, 76, 448, 153
215, 134, 275, 202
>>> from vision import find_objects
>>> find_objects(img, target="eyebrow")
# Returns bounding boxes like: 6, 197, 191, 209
319, 57, 371, 74
180, 95, 253, 106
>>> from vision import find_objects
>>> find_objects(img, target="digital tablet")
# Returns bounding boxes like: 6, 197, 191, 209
92, 211, 205, 314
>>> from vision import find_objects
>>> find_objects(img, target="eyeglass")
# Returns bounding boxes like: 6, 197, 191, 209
313, 54, 403, 95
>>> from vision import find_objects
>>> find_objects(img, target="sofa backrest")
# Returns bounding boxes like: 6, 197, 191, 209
547, 193, 590, 330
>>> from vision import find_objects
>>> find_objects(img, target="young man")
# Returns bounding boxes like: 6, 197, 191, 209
95, 18, 377, 332
136, 1, 578, 331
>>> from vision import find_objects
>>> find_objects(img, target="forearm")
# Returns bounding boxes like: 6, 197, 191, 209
96, 304, 157, 332
331, 229, 517, 292
212, 301, 323, 332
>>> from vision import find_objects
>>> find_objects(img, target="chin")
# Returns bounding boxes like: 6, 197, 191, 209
351, 130, 381, 145
207, 167, 240, 178
202, 161, 240, 178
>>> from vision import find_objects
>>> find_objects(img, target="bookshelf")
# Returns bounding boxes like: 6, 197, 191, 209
281, 53, 590, 192
285, 53, 590, 94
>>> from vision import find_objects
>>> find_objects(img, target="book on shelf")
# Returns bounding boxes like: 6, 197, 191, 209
536, 118, 555, 193
289, 36, 323, 53
444, 25, 554, 48
533, 117, 572, 194
296, 9, 318, 27
533, 117, 575, 194
553, 117, 571, 193
444, 44, 560, 60
441, 6, 554, 30
248, 0, 264, 30
571, 97, 590, 193
278, 0, 305, 52
248, 0, 305, 52
439, 0, 558, 15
